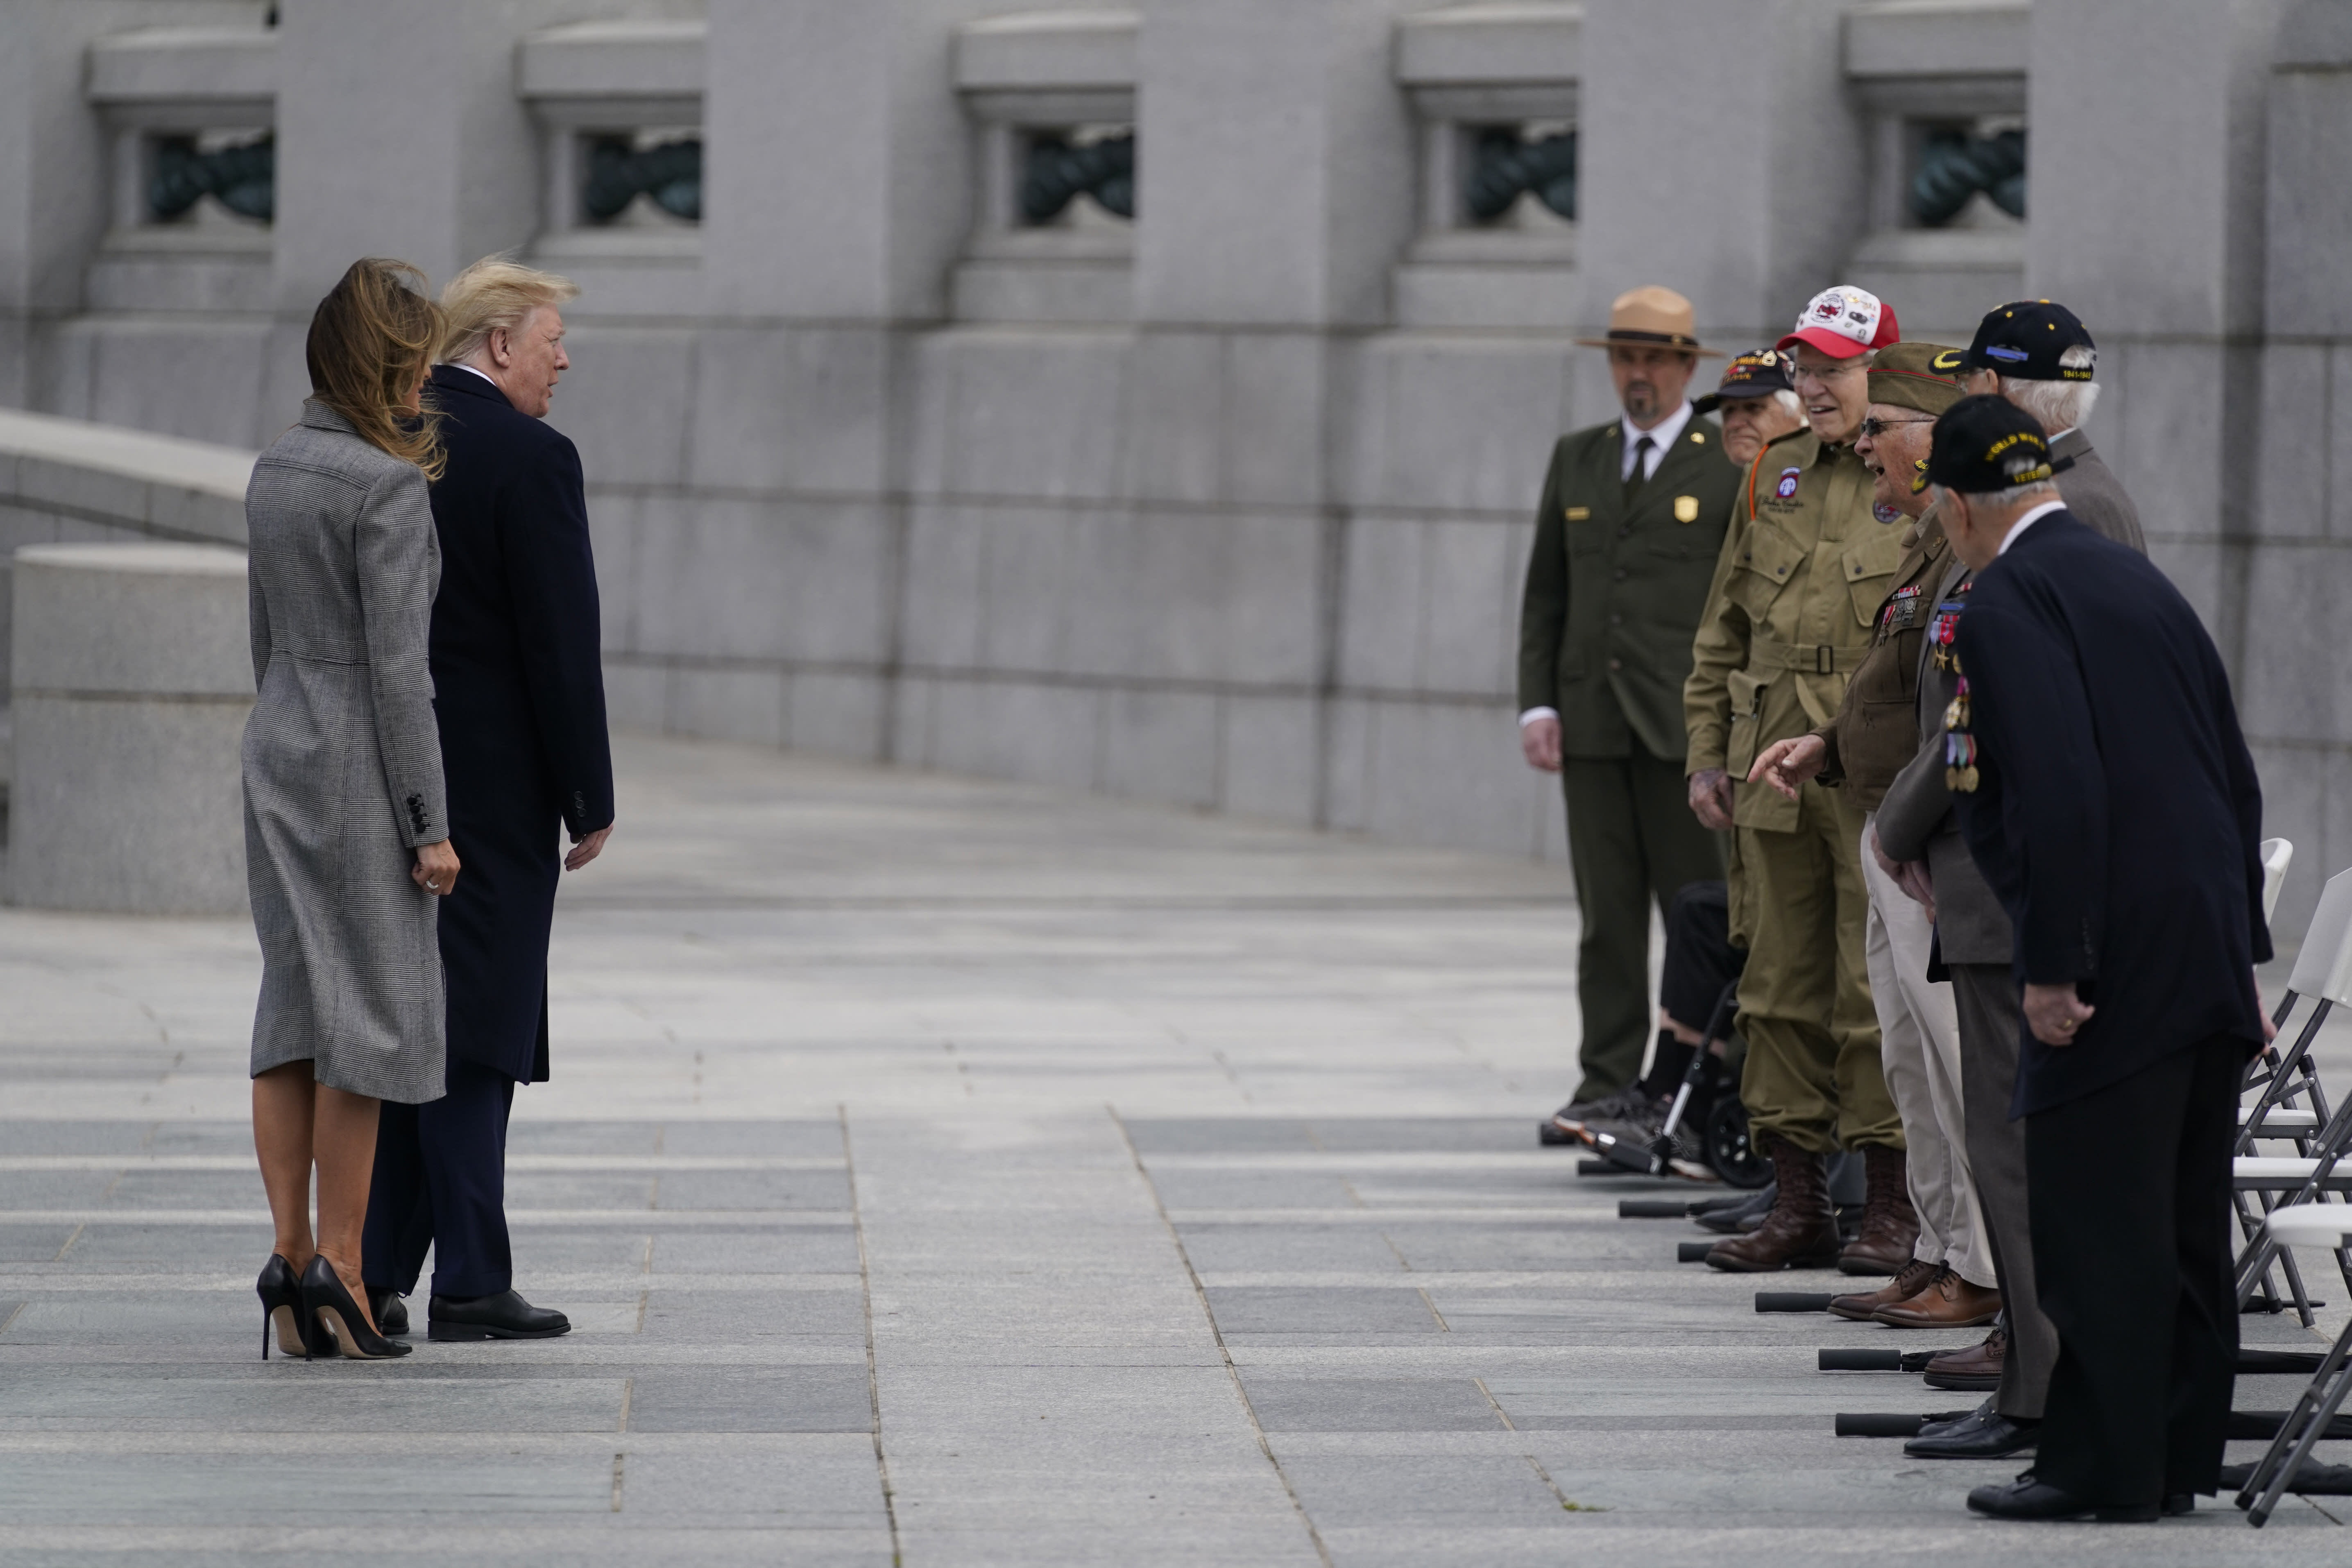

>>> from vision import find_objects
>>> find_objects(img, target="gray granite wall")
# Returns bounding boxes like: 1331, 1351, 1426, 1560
5, 0, 2348, 932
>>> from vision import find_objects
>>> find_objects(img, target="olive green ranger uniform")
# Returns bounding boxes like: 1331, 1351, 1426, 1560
1520, 415, 1742, 1100
1683, 429, 1905, 1154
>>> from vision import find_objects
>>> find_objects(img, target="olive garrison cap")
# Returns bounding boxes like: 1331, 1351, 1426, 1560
1924, 393, 2055, 495
1866, 342, 1969, 417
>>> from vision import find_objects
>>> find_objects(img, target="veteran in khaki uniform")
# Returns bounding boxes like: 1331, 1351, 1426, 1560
1518, 287, 1743, 1137
1750, 343, 1995, 1329
1685, 285, 1910, 1273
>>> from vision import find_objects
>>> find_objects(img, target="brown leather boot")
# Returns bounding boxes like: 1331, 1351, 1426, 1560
1828, 1255, 1939, 1322
1923, 1325, 2006, 1391
1837, 1144, 1921, 1275
1705, 1135, 1841, 1271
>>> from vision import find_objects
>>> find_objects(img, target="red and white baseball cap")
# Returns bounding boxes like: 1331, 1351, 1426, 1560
1776, 285, 1901, 359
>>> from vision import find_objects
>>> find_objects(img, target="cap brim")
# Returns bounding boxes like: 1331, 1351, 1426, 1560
1774, 327, 1875, 359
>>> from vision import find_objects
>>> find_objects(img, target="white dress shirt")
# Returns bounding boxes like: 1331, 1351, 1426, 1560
443, 362, 499, 389
1620, 400, 1694, 483
1996, 497, 2069, 557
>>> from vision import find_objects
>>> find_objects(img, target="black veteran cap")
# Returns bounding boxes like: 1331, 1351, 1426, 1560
1924, 394, 2057, 495
1962, 300, 2098, 381
1867, 342, 1968, 417
1693, 349, 1794, 414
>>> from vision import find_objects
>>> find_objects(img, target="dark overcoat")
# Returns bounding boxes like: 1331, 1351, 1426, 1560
424, 365, 614, 1083
1949, 509, 2269, 1115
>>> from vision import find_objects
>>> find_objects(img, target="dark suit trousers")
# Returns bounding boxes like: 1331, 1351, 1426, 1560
1949, 963, 2057, 1419
1562, 750, 1724, 1101
362, 1061, 517, 1300
2024, 1035, 2241, 1505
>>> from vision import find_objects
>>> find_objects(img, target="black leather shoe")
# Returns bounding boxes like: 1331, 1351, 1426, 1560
1905, 1406, 2039, 1459
428, 1290, 571, 1341
1967, 1471, 2158, 1523
367, 1287, 409, 1337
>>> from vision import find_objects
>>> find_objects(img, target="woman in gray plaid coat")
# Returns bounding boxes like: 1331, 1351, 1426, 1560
244, 259, 460, 1361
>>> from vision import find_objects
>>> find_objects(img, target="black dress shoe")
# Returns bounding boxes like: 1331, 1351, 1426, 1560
1905, 1406, 2039, 1459
2163, 1493, 2194, 1516
428, 1289, 571, 1341
367, 1287, 409, 1336
1966, 1471, 2158, 1523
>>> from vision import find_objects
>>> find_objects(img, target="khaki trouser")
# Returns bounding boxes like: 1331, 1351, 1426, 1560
1561, 751, 1725, 1103
1861, 815, 1992, 1286
1732, 782, 1899, 1153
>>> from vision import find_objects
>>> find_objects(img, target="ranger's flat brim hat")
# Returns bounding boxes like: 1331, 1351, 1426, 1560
1693, 349, 1794, 414
1576, 284, 1722, 357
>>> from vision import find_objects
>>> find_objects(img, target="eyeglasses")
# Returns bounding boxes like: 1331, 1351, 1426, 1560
1858, 415, 1937, 438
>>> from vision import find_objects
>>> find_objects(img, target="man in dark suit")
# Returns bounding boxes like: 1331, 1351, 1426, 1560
362, 259, 615, 1342
1518, 286, 1745, 1141
1923, 396, 2271, 1522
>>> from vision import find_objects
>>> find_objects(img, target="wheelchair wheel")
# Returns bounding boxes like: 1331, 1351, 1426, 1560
1704, 1096, 1770, 1188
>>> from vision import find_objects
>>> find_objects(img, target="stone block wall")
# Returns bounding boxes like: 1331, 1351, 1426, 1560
3, 0, 2348, 931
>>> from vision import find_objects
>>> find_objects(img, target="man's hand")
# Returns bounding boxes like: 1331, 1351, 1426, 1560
2024, 981, 2095, 1047
1688, 768, 1734, 831
1520, 715, 1563, 773
1748, 735, 1826, 801
1896, 861, 1937, 924
565, 824, 613, 872
2257, 969, 2278, 1043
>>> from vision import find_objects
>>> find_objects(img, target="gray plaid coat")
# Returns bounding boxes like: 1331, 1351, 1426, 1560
242, 401, 449, 1103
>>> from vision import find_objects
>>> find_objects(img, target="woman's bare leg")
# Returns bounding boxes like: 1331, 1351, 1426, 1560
313, 1083, 383, 1330
251, 1062, 317, 1267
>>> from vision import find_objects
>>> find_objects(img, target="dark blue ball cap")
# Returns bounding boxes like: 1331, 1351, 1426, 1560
1961, 300, 2097, 382
1925, 393, 2056, 494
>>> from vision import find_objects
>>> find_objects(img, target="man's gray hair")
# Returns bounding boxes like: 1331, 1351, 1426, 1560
1770, 389, 1802, 420
1929, 479, 2063, 511
2001, 377, 2101, 435
440, 256, 578, 365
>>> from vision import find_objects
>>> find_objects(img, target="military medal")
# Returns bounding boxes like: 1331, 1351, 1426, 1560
1880, 583, 1924, 634
1942, 676, 1979, 791
1927, 587, 1970, 673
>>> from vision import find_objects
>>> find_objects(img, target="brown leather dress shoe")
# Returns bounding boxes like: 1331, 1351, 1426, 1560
1705, 1134, 1842, 1271
1874, 1265, 2002, 1328
1923, 1325, 2007, 1390
1829, 1256, 1939, 1322
1836, 1145, 1921, 1275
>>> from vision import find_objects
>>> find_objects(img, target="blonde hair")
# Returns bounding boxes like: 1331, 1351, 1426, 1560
439, 256, 579, 365
305, 258, 446, 480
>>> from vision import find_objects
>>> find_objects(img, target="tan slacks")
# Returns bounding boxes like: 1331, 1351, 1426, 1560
1860, 815, 1992, 1286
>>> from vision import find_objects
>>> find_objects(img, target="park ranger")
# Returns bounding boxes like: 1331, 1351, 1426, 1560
1518, 286, 1743, 1142
1685, 284, 1913, 1274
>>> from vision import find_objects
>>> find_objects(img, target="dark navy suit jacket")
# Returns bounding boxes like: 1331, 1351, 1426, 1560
424, 365, 614, 1083
1950, 509, 2270, 1116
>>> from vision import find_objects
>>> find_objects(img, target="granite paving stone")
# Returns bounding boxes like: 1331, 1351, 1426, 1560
0, 732, 2342, 1564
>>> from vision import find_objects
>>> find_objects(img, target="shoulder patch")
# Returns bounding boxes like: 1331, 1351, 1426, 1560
1774, 467, 1802, 500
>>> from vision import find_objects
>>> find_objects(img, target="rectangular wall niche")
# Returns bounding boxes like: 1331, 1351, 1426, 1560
952, 9, 1138, 325
1842, 0, 2029, 334
85, 22, 278, 314
1392, 2, 1582, 331
517, 17, 705, 308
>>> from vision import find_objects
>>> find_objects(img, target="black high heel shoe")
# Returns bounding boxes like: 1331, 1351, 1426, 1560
257, 1253, 310, 1360
300, 1254, 412, 1360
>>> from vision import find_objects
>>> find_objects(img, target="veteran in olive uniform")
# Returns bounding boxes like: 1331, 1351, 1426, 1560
1750, 343, 1992, 1326
1518, 286, 1743, 1137
1685, 285, 1910, 1273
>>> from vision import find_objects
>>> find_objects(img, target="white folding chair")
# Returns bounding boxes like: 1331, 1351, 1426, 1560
2240, 1205, 2352, 1526
2234, 862, 2352, 1321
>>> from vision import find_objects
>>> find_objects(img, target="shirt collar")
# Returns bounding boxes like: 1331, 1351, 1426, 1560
441, 362, 500, 389
1996, 498, 2068, 556
1625, 400, 1694, 454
